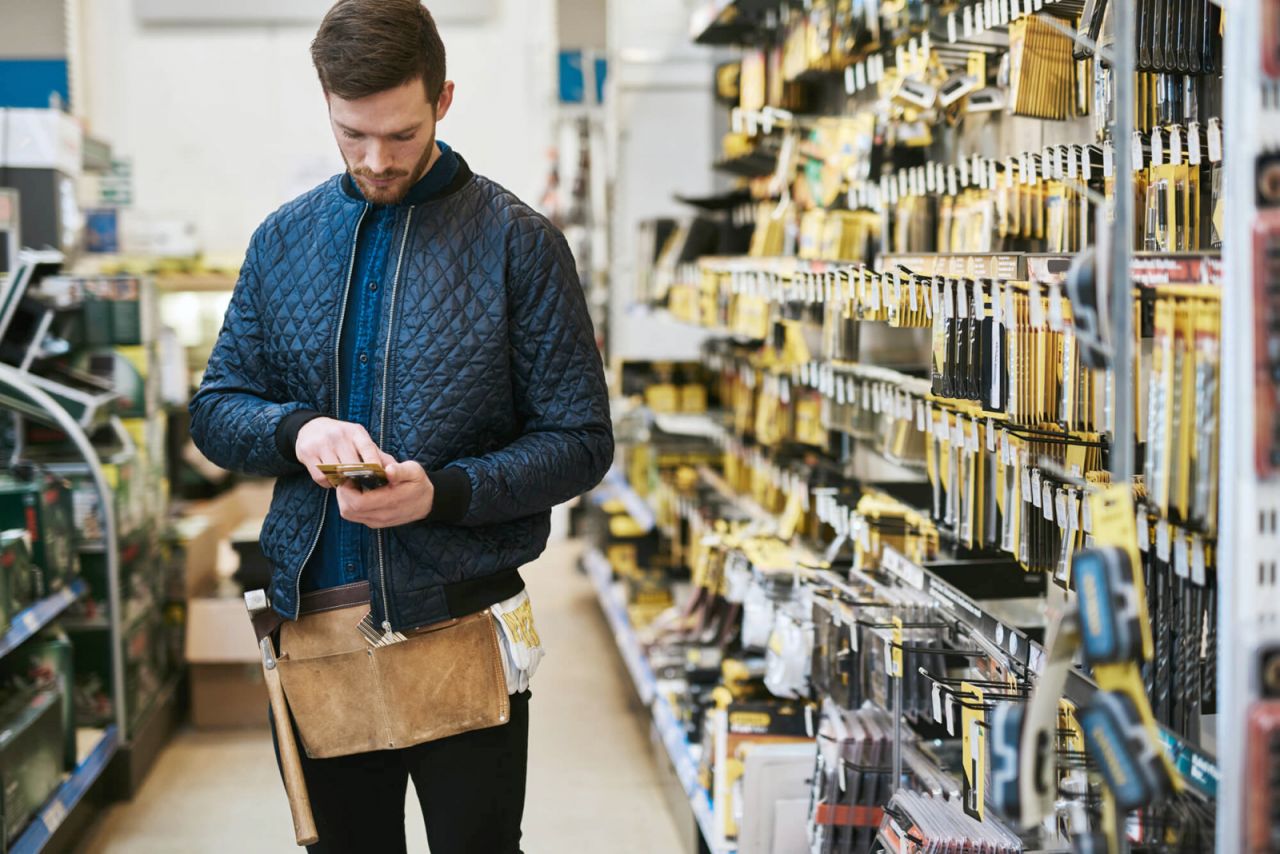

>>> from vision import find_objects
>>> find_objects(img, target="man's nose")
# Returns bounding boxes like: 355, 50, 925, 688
366, 140, 392, 175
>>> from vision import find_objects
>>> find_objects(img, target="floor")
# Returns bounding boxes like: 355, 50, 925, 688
80, 540, 687, 854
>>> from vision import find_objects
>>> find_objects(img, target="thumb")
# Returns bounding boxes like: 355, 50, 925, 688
386, 460, 422, 483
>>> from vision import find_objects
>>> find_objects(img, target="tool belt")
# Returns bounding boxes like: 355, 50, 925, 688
263, 581, 510, 759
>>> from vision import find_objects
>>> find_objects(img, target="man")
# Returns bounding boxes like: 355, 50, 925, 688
188, 2, 613, 851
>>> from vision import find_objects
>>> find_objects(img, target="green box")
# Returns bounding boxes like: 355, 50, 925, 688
3, 630, 76, 770
0, 687, 63, 845
0, 532, 45, 613
0, 475, 77, 593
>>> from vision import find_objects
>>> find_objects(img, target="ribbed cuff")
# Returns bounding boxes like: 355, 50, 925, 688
426, 466, 472, 524
274, 409, 324, 463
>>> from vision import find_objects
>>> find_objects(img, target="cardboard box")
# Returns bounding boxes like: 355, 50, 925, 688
185, 596, 266, 728
172, 480, 274, 599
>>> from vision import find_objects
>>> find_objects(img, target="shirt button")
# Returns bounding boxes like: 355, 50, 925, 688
359, 352, 369, 365
369, 281, 378, 292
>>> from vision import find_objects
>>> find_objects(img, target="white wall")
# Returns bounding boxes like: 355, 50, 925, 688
604, 0, 718, 362
78, 0, 556, 258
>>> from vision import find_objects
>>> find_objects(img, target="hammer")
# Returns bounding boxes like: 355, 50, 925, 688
245, 590, 318, 847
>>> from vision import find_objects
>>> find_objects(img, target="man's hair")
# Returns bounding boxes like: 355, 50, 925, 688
311, 0, 447, 103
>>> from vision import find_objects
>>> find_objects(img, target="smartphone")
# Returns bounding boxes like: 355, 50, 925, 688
317, 462, 389, 491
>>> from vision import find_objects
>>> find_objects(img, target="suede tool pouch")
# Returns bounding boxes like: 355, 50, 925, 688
275, 595, 510, 759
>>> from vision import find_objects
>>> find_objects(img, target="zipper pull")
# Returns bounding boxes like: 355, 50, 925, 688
382, 620, 406, 645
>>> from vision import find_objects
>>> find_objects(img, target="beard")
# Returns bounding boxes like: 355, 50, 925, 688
346, 131, 438, 205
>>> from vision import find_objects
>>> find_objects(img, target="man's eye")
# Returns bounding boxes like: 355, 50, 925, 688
344, 130, 363, 139
393, 134, 415, 142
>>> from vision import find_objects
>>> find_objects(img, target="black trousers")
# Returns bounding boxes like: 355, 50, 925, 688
272, 691, 530, 854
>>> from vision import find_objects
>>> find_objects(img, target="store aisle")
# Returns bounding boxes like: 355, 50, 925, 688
81, 539, 684, 854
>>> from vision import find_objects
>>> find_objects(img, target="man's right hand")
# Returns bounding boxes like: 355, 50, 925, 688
294, 418, 393, 489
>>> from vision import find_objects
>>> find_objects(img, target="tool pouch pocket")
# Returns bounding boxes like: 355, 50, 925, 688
275, 586, 510, 759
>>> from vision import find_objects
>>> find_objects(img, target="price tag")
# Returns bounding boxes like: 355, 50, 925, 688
845, 65, 856, 95
1029, 281, 1046, 329
855, 62, 867, 91
1042, 146, 1053, 180
1188, 120, 1201, 165
988, 160, 998, 190
1055, 490, 1068, 528
1048, 280, 1064, 331
1022, 462, 1033, 497
1137, 510, 1149, 553
1174, 534, 1190, 579
959, 157, 970, 188
1031, 469, 1043, 506
1151, 129, 1164, 167
1067, 145, 1079, 179
1001, 431, 1012, 466
916, 400, 926, 431
987, 418, 996, 452
948, 11, 958, 42
1132, 132, 1145, 170
1103, 142, 1114, 177
945, 696, 957, 736
1004, 157, 1015, 188
947, 165, 958, 196
1190, 535, 1207, 586
1208, 118, 1223, 163
1043, 482, 1056, 520
1156, 519, 1171, 562
1082, 146, 1092, 181
1170, 125, 1183, 165
969, 417, 980, 452
932, 683, 944, 722
926, 164, 937, 193
846, 377, 856, 406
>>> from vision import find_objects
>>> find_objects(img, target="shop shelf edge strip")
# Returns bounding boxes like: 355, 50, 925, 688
583, 548, 736, 854
0, 580, 88, 660
10, 725, 120, 854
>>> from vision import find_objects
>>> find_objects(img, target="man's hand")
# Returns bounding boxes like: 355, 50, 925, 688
295, 417, 387, 489
335, 460, 436, 528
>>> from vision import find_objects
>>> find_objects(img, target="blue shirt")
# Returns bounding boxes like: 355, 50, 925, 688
303, 141, 460, 592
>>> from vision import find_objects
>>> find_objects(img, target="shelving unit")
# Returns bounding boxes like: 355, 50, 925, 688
592, 0, 1231, 848
8, 726, 119, 854
582, 547, 732, 854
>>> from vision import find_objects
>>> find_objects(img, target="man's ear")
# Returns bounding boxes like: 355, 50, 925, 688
435, 81, 456, 122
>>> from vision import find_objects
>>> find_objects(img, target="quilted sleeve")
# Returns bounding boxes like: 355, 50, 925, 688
188, 231, 312, 477
431, 219, 613, 526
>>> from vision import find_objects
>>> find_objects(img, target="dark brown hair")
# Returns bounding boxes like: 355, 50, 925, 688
311, 0, 447, 103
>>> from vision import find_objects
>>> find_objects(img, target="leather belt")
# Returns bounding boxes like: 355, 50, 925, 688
251, 581, 372, 643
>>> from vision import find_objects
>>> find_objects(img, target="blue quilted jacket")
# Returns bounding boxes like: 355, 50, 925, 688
189, 156, 613, 631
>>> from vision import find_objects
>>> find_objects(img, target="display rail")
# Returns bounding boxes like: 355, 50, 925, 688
0, 580, 87, 660
9, 725, 120, 854
582, 547, 733, 854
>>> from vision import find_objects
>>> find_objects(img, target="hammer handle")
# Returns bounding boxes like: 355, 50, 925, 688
263, 655, 319, 846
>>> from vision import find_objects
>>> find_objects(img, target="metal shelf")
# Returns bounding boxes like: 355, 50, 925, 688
0, 580, 87, 660
582, 547, 734, 854
9, 725, 120, 854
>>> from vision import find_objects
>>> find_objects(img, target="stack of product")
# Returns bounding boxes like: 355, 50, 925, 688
594, 1, 1227, 852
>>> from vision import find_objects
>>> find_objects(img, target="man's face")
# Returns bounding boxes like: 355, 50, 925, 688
328, 77, 455, 205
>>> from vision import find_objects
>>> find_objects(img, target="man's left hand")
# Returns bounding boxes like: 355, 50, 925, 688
335, 457, 436, 528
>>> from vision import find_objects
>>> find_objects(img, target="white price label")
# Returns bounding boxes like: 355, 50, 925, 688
1151, 129, 1164, 167
1170, 125, 1183, 165
1208, 118, 1223, 163
1188, 121, 1201, 165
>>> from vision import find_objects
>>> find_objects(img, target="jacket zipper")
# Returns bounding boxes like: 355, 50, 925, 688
292, 203, 370, 619
375, 207, 416, 634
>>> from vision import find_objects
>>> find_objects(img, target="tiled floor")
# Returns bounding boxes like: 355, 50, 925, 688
80, 540, 685, 853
